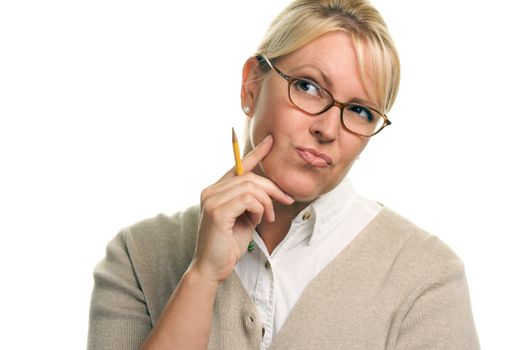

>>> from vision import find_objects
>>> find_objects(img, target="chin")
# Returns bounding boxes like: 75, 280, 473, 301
271, 173, 329, 203
259, 156, 342, 202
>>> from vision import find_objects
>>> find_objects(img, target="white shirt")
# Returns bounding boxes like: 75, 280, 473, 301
234, 178, 382, 350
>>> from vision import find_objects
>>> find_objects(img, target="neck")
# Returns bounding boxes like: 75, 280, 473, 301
256, 199, 311, 254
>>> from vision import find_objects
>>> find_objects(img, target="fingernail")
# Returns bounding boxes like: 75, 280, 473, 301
262, 134, 272, 143
285, 194, 295, 203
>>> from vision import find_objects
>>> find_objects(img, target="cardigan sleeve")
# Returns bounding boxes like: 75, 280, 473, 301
87, 230, 152, 350
393, 258, 480, 350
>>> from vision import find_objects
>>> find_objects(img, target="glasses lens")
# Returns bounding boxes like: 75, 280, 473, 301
287, 77, 386, 137
342, 104, 384, 136
289, 78, 332, 114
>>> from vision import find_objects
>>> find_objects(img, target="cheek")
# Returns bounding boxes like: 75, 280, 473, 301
339, 137, 369, 169
249, 98, 291, 147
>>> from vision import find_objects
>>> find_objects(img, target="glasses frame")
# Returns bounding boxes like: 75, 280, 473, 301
257, 54, 391, 137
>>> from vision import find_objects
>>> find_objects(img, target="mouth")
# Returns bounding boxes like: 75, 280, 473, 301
296, 147, 333, 167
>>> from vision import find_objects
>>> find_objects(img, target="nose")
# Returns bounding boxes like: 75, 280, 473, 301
309, 104, 341, 142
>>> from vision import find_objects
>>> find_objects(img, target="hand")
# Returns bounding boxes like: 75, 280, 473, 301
191, 135, 294, 284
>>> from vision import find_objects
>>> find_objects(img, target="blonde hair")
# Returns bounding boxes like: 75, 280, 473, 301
256, 0, 400, 113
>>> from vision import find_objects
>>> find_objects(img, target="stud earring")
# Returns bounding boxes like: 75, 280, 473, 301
243, 106, 251, 114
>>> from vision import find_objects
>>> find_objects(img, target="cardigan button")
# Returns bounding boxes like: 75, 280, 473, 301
243, 312, 257, 330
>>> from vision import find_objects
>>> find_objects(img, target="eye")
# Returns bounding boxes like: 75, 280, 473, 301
292, 78, 324, 98
347, 104, 374, 122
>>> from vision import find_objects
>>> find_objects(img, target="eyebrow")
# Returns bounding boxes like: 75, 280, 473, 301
287, 64, 335, 91
286, 64, 379, 110
348, 97, 380, 111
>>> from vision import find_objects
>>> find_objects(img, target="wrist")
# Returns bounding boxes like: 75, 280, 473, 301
185, 264, 222, 291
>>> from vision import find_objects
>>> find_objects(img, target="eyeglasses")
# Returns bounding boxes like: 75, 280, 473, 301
257, 55, 391, 137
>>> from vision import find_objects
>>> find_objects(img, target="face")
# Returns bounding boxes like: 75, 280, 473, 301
242, 31, 376, 202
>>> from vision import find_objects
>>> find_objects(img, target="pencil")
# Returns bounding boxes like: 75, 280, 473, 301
231, 128, 255, 252
232, 127, 243, 176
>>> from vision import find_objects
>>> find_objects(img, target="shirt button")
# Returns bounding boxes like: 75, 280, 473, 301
264, 260, 271, 269
302, 212, 311, 221
262, 327, 266, 337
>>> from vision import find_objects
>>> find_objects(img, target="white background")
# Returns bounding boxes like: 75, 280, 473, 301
1, 0, 526, 348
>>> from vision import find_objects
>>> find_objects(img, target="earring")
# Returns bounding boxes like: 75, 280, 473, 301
243, 106, 251, 114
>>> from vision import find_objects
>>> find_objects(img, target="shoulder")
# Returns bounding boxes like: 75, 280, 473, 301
121, 204, 201, 254
368, 208, 479, 348
104, 204, 201, 322
362, 206, 465, 282
120, 204, 201, 277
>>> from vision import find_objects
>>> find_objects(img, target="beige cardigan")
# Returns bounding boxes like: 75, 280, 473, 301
88, 205, 479, 349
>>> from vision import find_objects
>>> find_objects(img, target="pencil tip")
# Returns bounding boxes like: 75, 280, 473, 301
232, 127, 237, 143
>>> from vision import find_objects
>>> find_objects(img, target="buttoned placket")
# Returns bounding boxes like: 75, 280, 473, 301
234, 179, 382, 349
252, 206, 315, 350
253, 248, 275, 350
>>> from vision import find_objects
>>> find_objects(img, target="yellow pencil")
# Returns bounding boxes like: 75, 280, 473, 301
232, 127, 244, 176
231, 128, 255, 252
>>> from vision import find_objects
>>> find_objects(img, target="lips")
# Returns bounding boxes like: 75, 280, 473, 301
296, 147, 333, 167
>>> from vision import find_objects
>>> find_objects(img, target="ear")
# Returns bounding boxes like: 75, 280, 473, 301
240, 56, 262, 116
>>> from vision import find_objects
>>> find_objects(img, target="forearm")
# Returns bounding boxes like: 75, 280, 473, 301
140, 135, 291, 349
141, 266, 220, 350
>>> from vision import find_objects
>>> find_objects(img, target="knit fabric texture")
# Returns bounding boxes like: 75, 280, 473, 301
87, 206, 480, 349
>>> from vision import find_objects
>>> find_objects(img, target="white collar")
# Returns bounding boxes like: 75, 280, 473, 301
297, 177, 357, 246
257, 178, 358, 259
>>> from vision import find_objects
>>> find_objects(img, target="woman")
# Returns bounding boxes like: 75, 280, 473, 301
88, 1, 479, 349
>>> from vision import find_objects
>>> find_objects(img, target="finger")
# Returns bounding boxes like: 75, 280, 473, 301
204, 179, 276, 222
241, 197, 265, 229
240, 173, 294, 205
241, 134, 274, 173
210, 193, 265, 231
220, 134, 273, 181
203, 173, 293, 216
